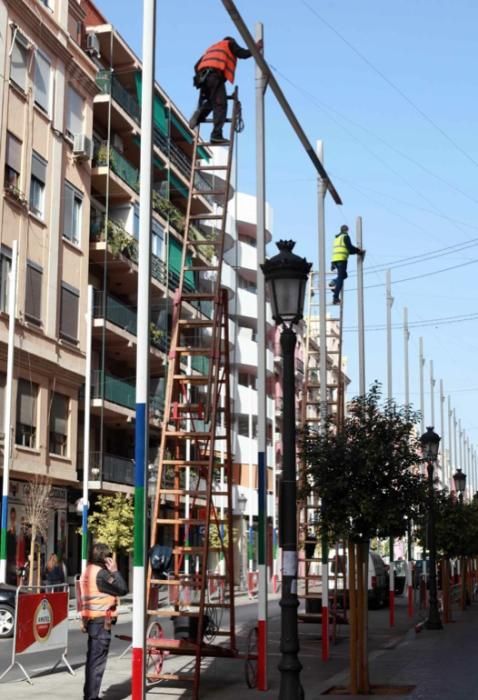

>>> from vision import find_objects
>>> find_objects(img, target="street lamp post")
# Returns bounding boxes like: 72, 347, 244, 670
420, 426, 443, 630
237, 493, 248, 591
261, 240, 311, 700
453, 467, 467, 505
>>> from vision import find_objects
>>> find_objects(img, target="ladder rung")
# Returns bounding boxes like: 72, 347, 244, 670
147, 609, 201, 618
187, 239, 222, 247
164, 431, 212, 438
159, 489, 228, 497
150, 577, 201, 585
184, 266, 220, 272
173, 374, 209, 383
175, 347, 212, 356
202, 118, 232, 124
181, 293, 216, 301
147, 673, 195, 682
192, 190, 227, 197
178, 319, 214, 327
162, 459, 210, 466
156, 518, 227, 526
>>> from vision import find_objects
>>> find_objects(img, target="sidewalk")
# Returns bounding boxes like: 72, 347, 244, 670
3, 596, 478, 698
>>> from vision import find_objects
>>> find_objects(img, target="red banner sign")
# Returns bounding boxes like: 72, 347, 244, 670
16, 590, 68, 656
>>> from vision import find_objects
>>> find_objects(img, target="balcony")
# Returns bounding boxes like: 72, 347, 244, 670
96, 71, 141, 123
80, 451, 135, 487
90, 215, 167, 289
93, 141, 139, 194
91, 370, 164, 418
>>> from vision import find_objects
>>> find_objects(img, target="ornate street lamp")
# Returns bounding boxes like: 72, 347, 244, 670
261, 240, 311, 700
453, 468, 467, 503
420, 426, 442, 630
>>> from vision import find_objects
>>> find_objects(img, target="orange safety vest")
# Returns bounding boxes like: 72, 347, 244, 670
196, 40, 237, 84
80, 564, 118, 620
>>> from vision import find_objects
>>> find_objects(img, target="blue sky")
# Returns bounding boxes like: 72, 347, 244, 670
96, 0, 478, 456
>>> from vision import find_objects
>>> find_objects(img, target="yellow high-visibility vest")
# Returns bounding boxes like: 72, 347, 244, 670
332, 234, 349, 262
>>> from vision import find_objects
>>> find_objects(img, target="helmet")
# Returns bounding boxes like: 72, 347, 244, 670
340, 225, 349, 232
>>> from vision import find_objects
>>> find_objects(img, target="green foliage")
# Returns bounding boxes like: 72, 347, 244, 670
301, 382, 428, 543
88, 493, 134, 555
209, 523, 238, 549
107, 220, 137, 258
418, 493, 478, 558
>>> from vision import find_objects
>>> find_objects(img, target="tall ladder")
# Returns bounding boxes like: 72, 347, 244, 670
298, 270, 346, 627
146, 90, 240, 697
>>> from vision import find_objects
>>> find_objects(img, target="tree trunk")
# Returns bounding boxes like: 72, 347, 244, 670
28, 527, 36, 587
348, 540, 358, 694
36, 545, 41, 587
358, 541, 370, 693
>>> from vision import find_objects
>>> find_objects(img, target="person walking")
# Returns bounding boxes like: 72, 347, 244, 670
189, 36, 262, 143
330, 225, 365, 304
80, 543, 128, 700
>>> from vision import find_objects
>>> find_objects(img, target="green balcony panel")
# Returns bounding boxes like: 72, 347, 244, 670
168, 236, 195, 292
135, 72, 167, 136
94, 142, 139, 193
96, 70, 140, 123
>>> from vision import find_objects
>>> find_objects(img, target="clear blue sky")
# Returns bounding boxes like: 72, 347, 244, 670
96, 0, 478, 457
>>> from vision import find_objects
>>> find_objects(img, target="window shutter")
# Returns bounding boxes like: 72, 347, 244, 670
10, 40, 27, 90
17, 379, 37, 427
34, 51, 51, 112
6, 133, 22, 172
63, 183, 73, 238
25, 263, 42, 321
31, 153, 46, 184
67, 86, 84, 135
51, 394, 68, 435
60, 285, 79, 340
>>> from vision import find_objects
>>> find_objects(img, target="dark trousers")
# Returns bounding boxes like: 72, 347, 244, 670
332, 261, 348, 301
195, 71, 227, 137
84, 620, 111, 700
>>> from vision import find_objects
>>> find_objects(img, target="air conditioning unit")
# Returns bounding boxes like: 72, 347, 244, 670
85, 32, 100, 58
73, 133, 93, 161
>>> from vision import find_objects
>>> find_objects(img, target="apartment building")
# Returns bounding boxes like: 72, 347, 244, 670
0, 0, 97, 582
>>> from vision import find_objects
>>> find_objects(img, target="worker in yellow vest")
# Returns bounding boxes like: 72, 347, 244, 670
80, 543, 128, 700
189, 37, 262, 143
330, 225, 365, 305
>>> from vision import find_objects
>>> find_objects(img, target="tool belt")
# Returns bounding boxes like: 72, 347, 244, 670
193, 68, 212, 88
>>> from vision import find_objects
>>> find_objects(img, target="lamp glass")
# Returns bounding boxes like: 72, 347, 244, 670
269, 275, 303, 324
420, 427, 441, 462
453, 469, 466, 494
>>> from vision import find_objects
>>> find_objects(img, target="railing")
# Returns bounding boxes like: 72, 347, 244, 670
93, 290, 166, 351
93, 141, 140, 193
96, 70, 141, 123
153, 128, 213, 202
89, 214, 167, 287
91, 370, 164, 416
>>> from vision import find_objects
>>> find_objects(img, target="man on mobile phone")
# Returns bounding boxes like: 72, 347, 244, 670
80, 543, 128, 700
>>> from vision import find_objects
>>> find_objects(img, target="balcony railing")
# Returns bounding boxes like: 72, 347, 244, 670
96, 71, 141, 123
90, 215, 167, 287
91, 370, 164, 415
93, 290, 166, 351
93, 141, 140, 193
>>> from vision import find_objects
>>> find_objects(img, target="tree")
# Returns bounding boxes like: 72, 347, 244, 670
23, 475, 52, 586
88, 493, 134, 561
301, 383, 428, 694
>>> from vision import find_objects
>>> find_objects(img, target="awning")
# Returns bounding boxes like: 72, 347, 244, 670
135, 72, 168, 136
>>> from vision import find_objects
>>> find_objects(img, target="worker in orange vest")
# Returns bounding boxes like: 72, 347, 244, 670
189, 37, 262, 143
80, 543, 128, 700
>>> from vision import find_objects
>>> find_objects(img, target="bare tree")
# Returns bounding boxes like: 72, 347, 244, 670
23, 475, 52, 586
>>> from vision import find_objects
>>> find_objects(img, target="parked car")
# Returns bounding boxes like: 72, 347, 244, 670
393, 559, 408, 595
326, 549, 390, 610
0, 584, 16, 639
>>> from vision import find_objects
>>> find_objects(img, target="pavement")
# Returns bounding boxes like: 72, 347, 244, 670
1, 592, 478, 698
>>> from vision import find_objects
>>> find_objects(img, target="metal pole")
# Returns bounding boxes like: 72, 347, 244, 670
220, 0, 342, 204
426, 459, 443, 629
278, 326, 303, 699
430, 361, 435, 428
255, 21, 268, 691
356, 217, 365, 396
386, 270, 393, 401
132, 1, 155, 696
403, 307, 410, 409
419, 338, 425, 435
447, 397, 453, 490
81, 285, 93, 574
453, 410, 458, 475
248, 386, 254, 578
0, 240, 17, 584
317, 141, 327, 431
439, 380, 445, 490
317, 141, 329, 661
459, 420, 463, 472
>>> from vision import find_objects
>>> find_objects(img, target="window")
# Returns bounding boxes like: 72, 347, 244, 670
0, 250, 11, 313
10, 35, 28, 91
59, 283, 79, 342
29, 152, 46, 218
49, 393, 69, 456
152, 220, 164, 259
238, 415, 249, 437
66, 85, 84, 138
63, 182, 82, 245
25, 261, 42, 324
5, 133, 22, 189
33, 51, 51, 113
16, 379, 38, 448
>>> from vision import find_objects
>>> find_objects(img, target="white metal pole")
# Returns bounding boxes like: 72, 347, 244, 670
0, 240, 18, 584
403, 307, 410, 409
132, 0, 155, 696
386, 270, 393, 401
248, 386, 254, 576
430, 361, 435, 428
356, 217, 365, 396
439, 380, 445, 490
453, 410, 458, 476
81, 285, 94, 574
447, 397, 453, 490
419, 338, 425, 435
